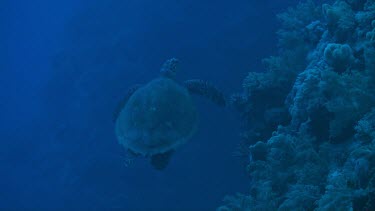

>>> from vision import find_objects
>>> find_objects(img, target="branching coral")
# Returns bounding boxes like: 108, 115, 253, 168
230, 1, 322, 150
323, 1, 356, 42
355, 108, 375, 143
278, 184, 321, 210
346, 0, 367, 10
316, 170, 356, 210
277, 0, 322, 49
324, 43, 354, 72
322, 70, 375, 140
222, 0, 375, 210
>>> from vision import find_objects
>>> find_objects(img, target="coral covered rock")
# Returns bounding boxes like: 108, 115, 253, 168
222, 0, 375, 210
324, 43, 354, 72
323, 1, 356, 41
355, 108, 375, 143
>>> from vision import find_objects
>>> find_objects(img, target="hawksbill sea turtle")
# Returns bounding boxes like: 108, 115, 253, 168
114, 58, 226, 170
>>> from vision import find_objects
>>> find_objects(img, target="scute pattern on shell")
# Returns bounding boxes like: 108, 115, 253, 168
115, 77, 198, 156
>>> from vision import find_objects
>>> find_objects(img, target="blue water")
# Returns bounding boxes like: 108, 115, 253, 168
2, 0, 301, 210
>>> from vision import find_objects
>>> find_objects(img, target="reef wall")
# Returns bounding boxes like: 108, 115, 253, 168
220, 0, 375, 210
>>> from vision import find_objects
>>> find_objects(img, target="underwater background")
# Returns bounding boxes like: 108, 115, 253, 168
3, 0, 375, 210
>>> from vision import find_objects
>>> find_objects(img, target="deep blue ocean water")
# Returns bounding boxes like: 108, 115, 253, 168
2, 0, 304, 210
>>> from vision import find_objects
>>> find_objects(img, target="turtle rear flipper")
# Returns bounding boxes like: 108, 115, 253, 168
122, 149, 141, 167
150, 150, 175, 170
113, 84, 142, 122
183, 79, 226, 106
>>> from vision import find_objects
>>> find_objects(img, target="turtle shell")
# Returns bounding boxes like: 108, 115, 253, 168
115, 77, 198, 156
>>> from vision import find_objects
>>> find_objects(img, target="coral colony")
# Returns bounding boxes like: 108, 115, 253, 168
219, 0, 375, 210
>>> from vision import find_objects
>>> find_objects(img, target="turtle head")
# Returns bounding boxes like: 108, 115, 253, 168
160, 58, 179, 79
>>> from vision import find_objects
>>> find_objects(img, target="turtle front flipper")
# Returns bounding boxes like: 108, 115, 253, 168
113, 84, 142, 122
150, 150, 175, 170
183, 79, 226, 106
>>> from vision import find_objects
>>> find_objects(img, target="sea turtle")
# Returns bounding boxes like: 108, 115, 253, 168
114, 58, 226, 170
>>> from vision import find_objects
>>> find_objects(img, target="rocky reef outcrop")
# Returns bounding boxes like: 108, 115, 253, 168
220, 0, 375, 210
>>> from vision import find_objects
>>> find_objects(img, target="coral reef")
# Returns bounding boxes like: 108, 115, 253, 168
222, 0, 375, 210
324, 43, 354, 72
